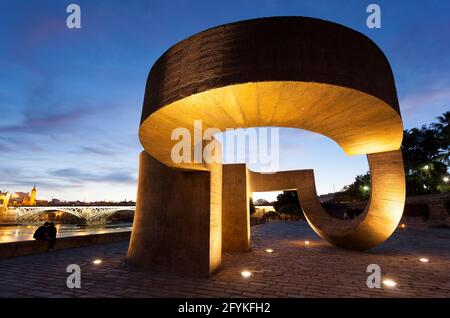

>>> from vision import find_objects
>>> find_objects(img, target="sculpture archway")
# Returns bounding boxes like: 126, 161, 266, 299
128, 17, 406, 276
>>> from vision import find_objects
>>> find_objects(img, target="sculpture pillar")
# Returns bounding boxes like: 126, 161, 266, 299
127, 151, 222, 276
222, 164, 251, 252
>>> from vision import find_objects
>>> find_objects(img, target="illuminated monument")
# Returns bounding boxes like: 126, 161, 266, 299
128, 17, 406, 276
24, 186, 37, 206
0, 186, 37, 208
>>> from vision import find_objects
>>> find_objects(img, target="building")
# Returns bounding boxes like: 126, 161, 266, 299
29, 185, 37, 206
0, 191, 11, 209
4, 186, 37, 207
318, 193, 335, 203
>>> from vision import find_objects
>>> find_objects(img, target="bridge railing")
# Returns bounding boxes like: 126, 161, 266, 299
14, 206, 136, 224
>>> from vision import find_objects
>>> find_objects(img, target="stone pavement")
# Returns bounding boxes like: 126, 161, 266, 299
0, 221, 449, 298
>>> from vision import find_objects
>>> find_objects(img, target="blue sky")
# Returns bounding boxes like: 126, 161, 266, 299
0, 0, 449, 202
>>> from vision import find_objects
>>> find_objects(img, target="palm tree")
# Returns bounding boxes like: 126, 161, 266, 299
401, 126, 441, 173
431, 111, 449, 164
431, 111, 450, 132
398, 111, 449, 195
342, 111, 449, 197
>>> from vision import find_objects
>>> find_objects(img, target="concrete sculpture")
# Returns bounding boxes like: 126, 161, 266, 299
128, 17, 405, 276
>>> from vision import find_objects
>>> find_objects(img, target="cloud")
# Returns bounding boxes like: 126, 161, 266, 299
0, 108, 92, 134
48, 168, 137, 185
0, 141, 13, 152
400, 86, 450, 112
0, 167, 82, 191
1, 179, 83, 191
78, 146, 115, 156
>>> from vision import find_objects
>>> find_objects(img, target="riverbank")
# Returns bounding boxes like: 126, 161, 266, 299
0, 230, 131, 259
1, 221, 449, 297
0, 222, 132, 243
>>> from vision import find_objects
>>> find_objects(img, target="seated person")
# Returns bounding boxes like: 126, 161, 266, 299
33, 222, 50, 240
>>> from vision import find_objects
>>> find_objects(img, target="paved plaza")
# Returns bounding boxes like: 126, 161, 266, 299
0, 221, 449, 298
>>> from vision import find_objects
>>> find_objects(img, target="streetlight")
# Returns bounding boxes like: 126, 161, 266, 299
443, 176, 449, 183
423, 165, 430, 171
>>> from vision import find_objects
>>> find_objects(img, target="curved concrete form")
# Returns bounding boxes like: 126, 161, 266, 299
129, 16, 406, 275
299, 150, 405, 250
222, 152, 405, 252
139, 17, 403, 171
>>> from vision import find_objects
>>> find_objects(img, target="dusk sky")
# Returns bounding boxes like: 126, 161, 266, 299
1, 0, 449, 202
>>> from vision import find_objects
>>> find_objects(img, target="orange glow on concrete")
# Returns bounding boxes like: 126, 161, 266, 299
140, 82, 403, 171
130, 16, 407, 275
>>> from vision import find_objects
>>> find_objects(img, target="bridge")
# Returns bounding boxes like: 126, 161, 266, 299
13, 206, 136, 224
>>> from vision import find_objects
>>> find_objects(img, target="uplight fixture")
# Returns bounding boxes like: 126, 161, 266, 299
241, 271, 252, 278
382, 279, 397, 287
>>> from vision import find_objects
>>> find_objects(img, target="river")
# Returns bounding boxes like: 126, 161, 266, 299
0, 223, 132, 243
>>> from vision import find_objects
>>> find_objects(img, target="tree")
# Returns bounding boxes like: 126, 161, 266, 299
249, 198, 256, 215
401, 112, 450, 195
401, 126, 441, 174
431, 111, 450, 164
337, 111, 449, 198
278, 204, 300, 215
273, 191, 303, 217
334, 173, 370, 202
254, 198, 271, 206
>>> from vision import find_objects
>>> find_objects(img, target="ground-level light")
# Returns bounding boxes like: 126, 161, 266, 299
265, 249, 274, 253
419, 258, 429, 263
92, 259, 102, 265
304, 240, 310, 245
382, 279, 397, 287
241, 271, 252, 278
